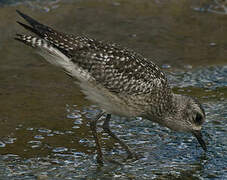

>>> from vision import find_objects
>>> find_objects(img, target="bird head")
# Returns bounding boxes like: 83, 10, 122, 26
164, 94, 207, 151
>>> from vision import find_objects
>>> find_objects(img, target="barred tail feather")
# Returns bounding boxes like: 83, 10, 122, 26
15, 34, 45, 47
15, 11, 91, 82
15, 34, 72, 68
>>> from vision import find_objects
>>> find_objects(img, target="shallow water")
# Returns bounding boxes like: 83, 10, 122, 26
0, 0, 226, 179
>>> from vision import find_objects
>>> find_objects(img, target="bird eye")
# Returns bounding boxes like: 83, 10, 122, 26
195, 113, 203, 125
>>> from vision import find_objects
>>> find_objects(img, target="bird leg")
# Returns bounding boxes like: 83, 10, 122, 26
90, 111, 105, 165
103, 114, 134, 159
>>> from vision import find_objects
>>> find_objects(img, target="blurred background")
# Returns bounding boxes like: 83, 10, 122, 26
0, 0, 226, 179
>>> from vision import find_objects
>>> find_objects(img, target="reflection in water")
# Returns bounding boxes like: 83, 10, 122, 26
0, 0, 226, 179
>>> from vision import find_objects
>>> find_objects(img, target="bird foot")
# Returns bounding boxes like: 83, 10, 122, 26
96, 154, 104, 166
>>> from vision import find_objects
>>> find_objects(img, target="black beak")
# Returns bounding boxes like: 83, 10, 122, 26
192, 130, 207, 151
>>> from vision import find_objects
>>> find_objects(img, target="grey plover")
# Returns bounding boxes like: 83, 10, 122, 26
15, 10, 207, 164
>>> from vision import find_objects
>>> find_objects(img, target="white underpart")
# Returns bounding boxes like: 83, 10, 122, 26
79, 81, 134, 117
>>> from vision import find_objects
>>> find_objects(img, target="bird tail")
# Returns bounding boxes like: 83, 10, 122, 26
15, 10, 86, 80
15, 34, 45, 48
15, 34, 73, 71
15, 10, 73, 57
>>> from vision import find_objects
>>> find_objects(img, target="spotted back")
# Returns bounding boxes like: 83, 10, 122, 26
16, 10, 172, 98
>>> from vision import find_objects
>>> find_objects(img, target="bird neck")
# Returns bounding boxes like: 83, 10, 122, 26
152, 93, 185, 127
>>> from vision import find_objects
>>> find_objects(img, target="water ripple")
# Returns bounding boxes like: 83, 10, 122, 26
168, 66, 227, 89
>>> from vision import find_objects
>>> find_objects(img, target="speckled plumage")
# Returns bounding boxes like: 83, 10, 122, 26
15, 10, 207, 163
15, 12, 172, 119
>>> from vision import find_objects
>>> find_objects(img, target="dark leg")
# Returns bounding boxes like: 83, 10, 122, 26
90, 111, 105, 165
103, 114, 134, 159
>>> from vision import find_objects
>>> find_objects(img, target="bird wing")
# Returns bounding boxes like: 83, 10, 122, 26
15, 10, 171, 96
71, 45, 170, 95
